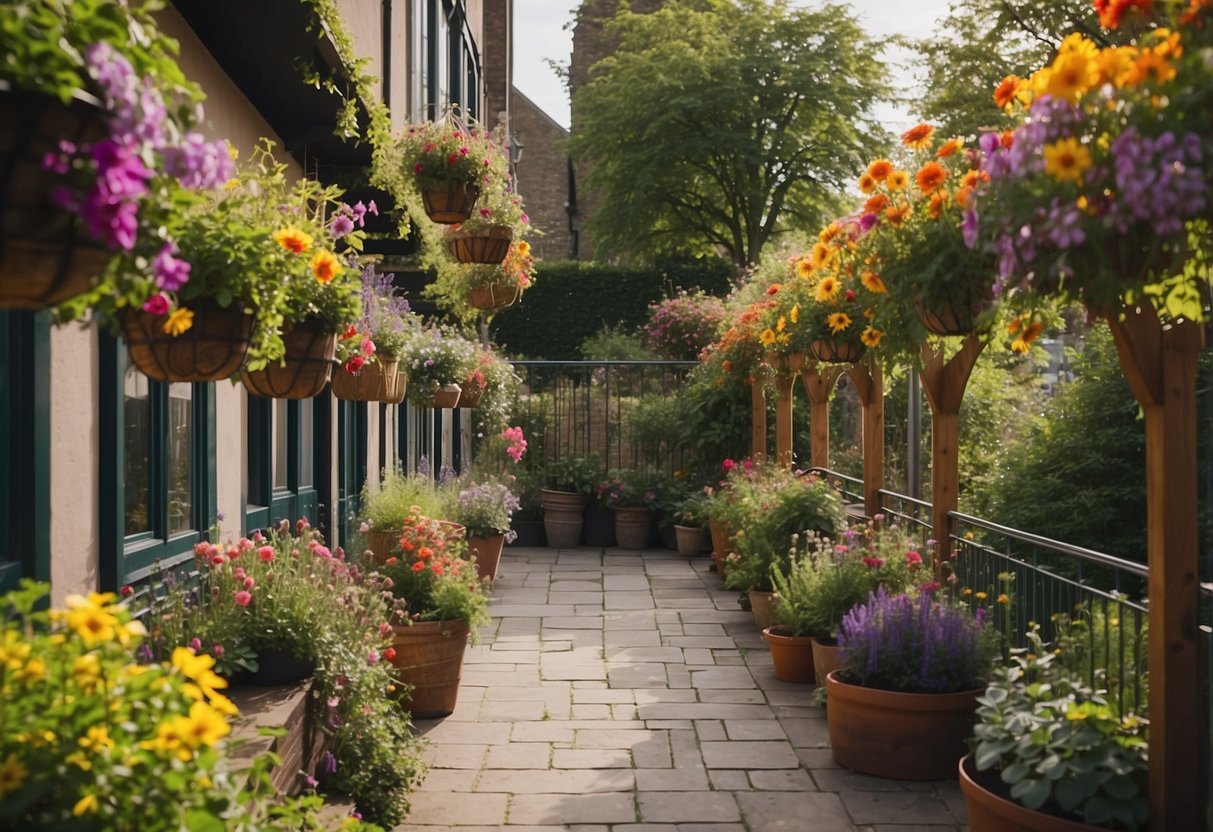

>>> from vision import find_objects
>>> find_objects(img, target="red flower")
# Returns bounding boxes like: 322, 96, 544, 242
258, 546, 275, 562
384, 647, 397, 661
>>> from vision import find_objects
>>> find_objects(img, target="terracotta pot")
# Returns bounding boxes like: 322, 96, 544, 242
240, 317, 336, 399
389, 620, 470, 718
467, 282, 521, 311
674, 524, 706, 556
122, 299, 254, 382
809, 338, 865, 365
708, 519, 735, 557
613, 506, 653, 550
467, 533, 505, 582
541, 489, 585, 548
826, 670, 981, 780
959, 754, 1102, 832
420, 183, 480, 224
915, 292, 992, 337
364, 530, 400, 563
581, 502, 616, 547
331, 358, 400, 402
749, 589, 777, 630
430, 384, 462, 409
810, 637, 844, 688
445, 224, 512, 264
763, 627, 816, 683
0, 82, 111, 310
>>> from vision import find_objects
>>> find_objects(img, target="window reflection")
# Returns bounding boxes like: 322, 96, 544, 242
123, 366, 151, 536
167, 383, 193, 535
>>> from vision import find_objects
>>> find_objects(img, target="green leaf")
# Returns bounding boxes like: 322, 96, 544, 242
1011, 777, 1052, 810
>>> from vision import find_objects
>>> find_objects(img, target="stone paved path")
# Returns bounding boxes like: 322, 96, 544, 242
397, 546, 970, 832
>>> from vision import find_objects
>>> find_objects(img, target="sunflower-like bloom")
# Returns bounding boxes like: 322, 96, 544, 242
900, 123, 934, 149
273, 227, 313, 254
815, 275, 841, 302
827, 312, 852, 334
860, 326, 884, 347
915, 161, 948, 194
311, 250, 343, 283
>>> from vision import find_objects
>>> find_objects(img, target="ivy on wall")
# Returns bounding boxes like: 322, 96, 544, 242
489, 257, 733, 358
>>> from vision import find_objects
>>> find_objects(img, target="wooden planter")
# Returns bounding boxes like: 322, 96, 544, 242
826, 670, 981, 780
749, 589, 776, 630
0, 82, 111, 310
389, 620, 470, 718
541, 489, 585, 548
959, 754, 1102, 832
612, 506, 652, 550
241, 317, 336, 399
673, 524, 706, 556
420, 183, 480, 224
467, 282, 520, 311
364, 530, 400, 563
122, 299, 254, 383
467, 533, 505, 582
331, 358, 400, 403
809, 338, 865, 364
763, 627, 816, 683
445, 224, 512, 264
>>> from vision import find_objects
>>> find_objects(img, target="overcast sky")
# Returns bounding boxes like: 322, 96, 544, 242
512, 0, 956, 131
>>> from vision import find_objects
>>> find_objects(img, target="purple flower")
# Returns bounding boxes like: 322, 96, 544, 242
152, 242, 191, 291
331, 214, 356, 237
162, 133, 234, 190
962, 208, 979, 249
321, 750, 338, 774
859, 212, 879, 233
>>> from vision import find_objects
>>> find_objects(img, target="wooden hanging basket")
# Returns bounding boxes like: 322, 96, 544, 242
809, 338, 865, 364
445, 224, 513, 264
467, 282, 521, 311
0, 82, 111, 310
331, 357, 402, 403
122, 299, 254, 383
456, 382, 485, 408
240, 317, 337, 399
431, 384, 462, 409
420, 183, 481, 224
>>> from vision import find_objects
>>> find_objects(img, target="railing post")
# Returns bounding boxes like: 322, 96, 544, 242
847, 356, 884, 518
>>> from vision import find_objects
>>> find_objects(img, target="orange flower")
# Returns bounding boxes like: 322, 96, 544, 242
936, 137, 963, 158
311, 250, 343, 283
885, 203, 911, 227
863, 193, 890, 215
927, 190, 949, 219
858, 173, 877, 194
900, 123, 934, 149
818, 223, 842, 245
955, 186, 974, 208
860, 271, 886, 294
766, 283, 781, 296
915, 162, 948, 194
273, 227, 313, 254
1007, 318, 1023, 333
888, 170, 909, 192
993, 76, 1021, 110
1181, 0, 1212, 24
1129, 50, 1176, 86
1094, 0, 1153, 29
1000, 130, 1015, 149
866, 159, 894, 182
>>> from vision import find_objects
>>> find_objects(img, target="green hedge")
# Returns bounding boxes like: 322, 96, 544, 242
490, 257, 733, 359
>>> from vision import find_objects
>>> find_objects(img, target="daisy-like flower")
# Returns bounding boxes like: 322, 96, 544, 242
818, 223, 842, 245
860, 326, 883, 347
1042, 137, 1092, 183
162, 307, 194, 337
1045, 51, 1097, 102
860, 271, 886, 294
915, 161, 948, 194
273, 226, 313, 254
936, 137, 964, 158
760, 328, 776, 346
311, 250, 343, 283
809, 241, 835, 269
993, 76, 1021, 110
885, 203, 911, 227
865, 159, 893, 182
815, 275, 841, 302
827, 312, 852, 334
863, 193, 890, 215
927, 190, 949, 219
900, 123, 934, 149
795, 258, 814, 278
887, 170, 909, 192
858, 173, 877, 194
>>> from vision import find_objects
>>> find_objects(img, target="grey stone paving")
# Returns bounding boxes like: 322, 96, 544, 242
395, 546, 969, 832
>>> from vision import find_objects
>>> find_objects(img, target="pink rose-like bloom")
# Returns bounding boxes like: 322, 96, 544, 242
234, 590, 252, 607
142, 293, 171, 315
257, 545, 275, 562
721, 458, 735, 472
252, 530, 265, 542
243, 576, 255, 590
238, 537, 254, 552
906, 551, 923, 566
366, 650, 380, 665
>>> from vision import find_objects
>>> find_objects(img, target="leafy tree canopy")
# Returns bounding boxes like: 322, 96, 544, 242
569, 0, 890, 272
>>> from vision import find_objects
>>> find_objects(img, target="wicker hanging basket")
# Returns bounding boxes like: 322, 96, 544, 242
122, 299, 254, 383
383, 365, 407, 405
0, 82, 111, 310
331, 357, 401, 402
467, 282, 520, 311
445, 224, 513, 264
240, 317, 337, 399
809, 338, 866, 364
420, 183, 481, 224
915, 292, 992, 337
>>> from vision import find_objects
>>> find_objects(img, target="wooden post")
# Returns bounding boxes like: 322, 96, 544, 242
750, 382, 767, 464
847, 356, 884, 517
801, 363, 843, 470
775, 374, 794, 469
1105, 306, 1202, 832
918, 335, 985, 563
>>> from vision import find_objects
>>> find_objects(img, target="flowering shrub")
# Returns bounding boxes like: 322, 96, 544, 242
501, 426, 528, 463
451, 478, 522, 538
837, 587, 996, 693
400, 326, 479, 402
360, 467, 449, 533
597, 468, 662, 509
642, 290, 726, 360
0, 581, 367, 829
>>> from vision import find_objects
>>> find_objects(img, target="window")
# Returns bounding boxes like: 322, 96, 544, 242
100, 337, 214, 589
245, 397, 319, 534
411, 0, 480, 120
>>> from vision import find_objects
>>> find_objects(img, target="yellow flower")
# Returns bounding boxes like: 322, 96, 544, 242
179, 700, 231, 749
975, 591, 988, 600
1095, 45, 1138, 88
0, 754, 27, 796
900, 123, 934, 149
789, 304, 800, 324
1011, 337, 1030, 354
223, 178, 240, 190
16, 657, 45, 684
1042, 137, 1091, 183
860, 326, 883, 347
515, 240, 531, 258
65, 751, 92, 771
760, 328, 776, 346
795, 258, 814, 278
162, 307, 194, 337
815, 275, 841, 302
887, 170, 909, 192
776, 315, 787, 333
311, 250, 343, 283
64, 593, 121, 646
78, 726, 115, 753
273, 227, 313, 254
809, 241, 835, 270
1045, 51, 1097, 102
818, 223, 842, 245
858, 173, 877, 194
226, 143, 239, 161
827, 312, 852, 334
73, 794, 98, 816
997, 593, 1009, 604
172, 647, 229, 700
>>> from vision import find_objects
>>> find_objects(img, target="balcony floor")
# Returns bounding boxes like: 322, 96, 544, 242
399, 546, 970, 831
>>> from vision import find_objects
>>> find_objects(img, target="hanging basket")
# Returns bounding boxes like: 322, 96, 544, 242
431, 383, 462, 409
915, 292, 991, 337
240, 317, 336, 399
763, 351, 809, 375
456, 382, 484, 408
420, 183, 481, 224
0, 82, 112, 310
121, 299, 254, 383
467, 282, 521, 311
809, 338, 865, 364
331, 358, 400, 403
384, 365, 407, 405
445, 224, 513, 264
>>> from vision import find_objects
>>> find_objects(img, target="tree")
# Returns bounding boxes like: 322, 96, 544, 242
569, 0, 889, 272
914, 0, 1109, 138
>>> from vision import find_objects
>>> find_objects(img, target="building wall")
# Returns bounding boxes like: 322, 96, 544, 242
511, 89, 573, 261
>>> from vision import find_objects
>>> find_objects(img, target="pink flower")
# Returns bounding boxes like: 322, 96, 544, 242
862, 556, 883, 569
258, 545, 275, 562
142, 293, 171, 315
906, 551, 923, 566
210, 554, 225, 566
234, 590, 252, 607
243, 576, 255, 590
722, 458, 736, 472
366, 650, 380, 665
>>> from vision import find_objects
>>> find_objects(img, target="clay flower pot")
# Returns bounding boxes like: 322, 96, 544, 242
763, 627, 815, 683
673, 524, 706, 556
748, 589, 776, 630
389, 620, 470, 718
958, 754, 1104, 832
467, 533, 505, 582
541, 489, 584, 548
612, 506, 652, 550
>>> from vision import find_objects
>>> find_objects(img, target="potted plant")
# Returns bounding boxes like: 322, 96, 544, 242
366, 506, 489, 718
541, 454, 603, 549
961, 620, 1149, 832
463, 238, 535, 312
827, 586, 997, 780
444, 175, 528, 265
598, 467, 661, 550
358, 466, 448, 561
1, 2, 233, 311
450, 477, 521, 582
673, 488, 712, 557
392, 112, 508, 224
399, 325, 479, 408
332, 264, 415, 403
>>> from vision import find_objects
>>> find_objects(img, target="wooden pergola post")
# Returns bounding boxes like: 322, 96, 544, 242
801, 363, 844, 470
847, 355, 884, 517
775, 372, 795, 469
1105, 306, 1202, 832
750, 381, 767, 464
917, 335, 985, 565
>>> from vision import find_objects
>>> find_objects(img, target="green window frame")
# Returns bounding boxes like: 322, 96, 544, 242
335, 398, 367, 549
244, 396, 320, 535
99, 335, 216, 589
0, 312, 51, 592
